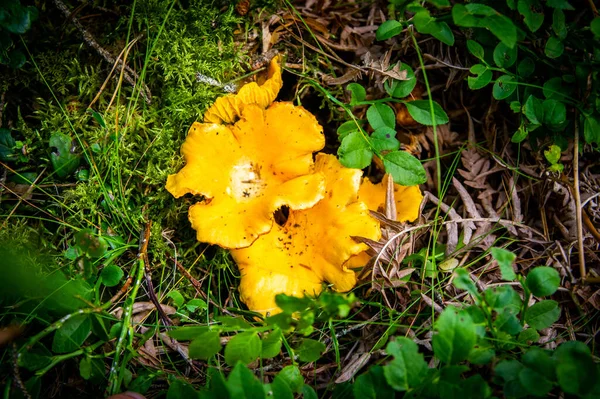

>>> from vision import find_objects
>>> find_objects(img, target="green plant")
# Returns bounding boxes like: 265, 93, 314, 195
378, 0, 600, 164
0, 0, 37, 68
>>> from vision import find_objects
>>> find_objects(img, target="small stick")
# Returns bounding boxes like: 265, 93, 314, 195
573, 119, 587, 281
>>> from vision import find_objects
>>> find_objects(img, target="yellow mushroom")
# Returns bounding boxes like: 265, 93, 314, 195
346, 175, 423, 268
166, 57, 326, 248
231, 154, 381, 315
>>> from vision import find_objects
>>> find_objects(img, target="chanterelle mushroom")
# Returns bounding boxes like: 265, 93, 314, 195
231, 154, 381, 314
166, 57, 326, 248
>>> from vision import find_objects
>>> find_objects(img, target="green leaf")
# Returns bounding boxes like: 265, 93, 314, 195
490, 247, 517, 281
52, 315, 91, 353
100, 265, 124, 287
426, 0, 451, 6
452, 4, 481, 27
466, 40, 485, 60
74, 229, 108, 258
168, 326, 210, 341
383, 337, 427, 391
261, 329, 282, 359
525, 300, 560, 330
518, 328, 540, 344
167, 379, 199, 399
376, 20, 403, 40
542, 99, 566, 126
226, 363, 266, 399
277, 365, 304, 393
468, 347, 495, 365
167, 290, 185, 308
525, 266, 560, 297
185, 298, 208, 313
404, 100, 449, 125
510, 101, 522, 113
189, 331, 222, 360
18, 345, 52, 371
495, 360, 524, 383
355, 365, 395, 398
591, 17, 600, 36
49, 131, 81, 178
512, 125, 528, 143
584, 113, 600, 145
0, 128, 16, 161
523, 95, 544, 125
347, 83, 366, 105
552, 8, 567, 39
484, 285, 522, 312
517, 0, 544, 32
453, 268, 479, 298
468, 64, 493, 90
87, 109, 106, 128
384, 63, 416, 98
201, 368, 228, 399
269, 377, 294, 399
494, 307, 522, 335
517, 57, 535, 78
338, 132, 373, 169
432, 306, 477, 364
493, 42, 517, 68
487, 15, 518, 48
554, 341, 597, 396
224, 331, 261, 366
381, 150, 427, 186
371, 127, 400, 152
2, 4, 35, 34
547, 0, 574, 9
522, 348, 555, 380
302, 385, 318, 399
545, 36, 564, 58
492, 75, 517, 100
414, 10, 455, 45
543, 77, 571, 100
337, 121, 360, 139
296, 338, 325, 362
519, 367, 553, 397
274, 294, 312, 313
367, 104, 396, 130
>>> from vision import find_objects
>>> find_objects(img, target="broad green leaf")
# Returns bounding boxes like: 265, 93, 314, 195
542, 99, 566, 126
432, 306, 477, 364
554, 341, 597, 396
522, 348, 555, 380
337, 121, 360, 139
367, 103, 396, 130
74, 229, 108, 258
384, 63, 416, 98
376, 20, 403, 40
468, 64, 492, 90
269, 377, 294, 399
18, 345, 52, 371
492, 75, 517, 100
354, 365, 395, 398
200, 368, 228, 399
383, 338, 427, 390
404, 100, 449, 125
452, 268, 479, 298
547, 0, 574, 9
452, 4, 480, 27
552, 8, 567, 39
347, 83, 366, 105
381, 150, 427, 186
591, 17, 600, 36
494, 307, 522, 335
414, 10, 454, 45
167, 379, 199, 399
49, 131, 81, 178
426, 0, 451, 6
52, 314, 91, 353
543, 77, 571, 100
87, 109, 106, 128
371, 127, 400, 152
167, 290, 185, 308
216, 315, 253, 331
495, 360, 524, 383
100, 265, 124, 287
487, 15, 518, 48
518, 328, 540, 344
0, 128, 16, 161
224, 331, 261, 366
338, 132, 373, 169
466, 40, 485, 60
277, 365, 304, 393
490, 247, 517, 281
545, 36, 564, 58
185, 298, 207, 313
261, 329, 282, 359
484, 285, 522, 311
584, 113, 600, 145
517, 57, 535, 77
511, 125, 528, 143
493, 42, 517, 68
525, 266, 560, 297
517, 0, 544, 32
296, 338, 325, 362
274, 294, 312, 313
168, 326, 210, 341
2, 4, 36, 34
226, 363, 266, 399
525, 300, 560, 330
460, 375, 492, 398
519, 367, 553, 397
468, 347, 495, 365
302, 385, 318, 399
523, 95, 544, 125
189, 331, 222, 360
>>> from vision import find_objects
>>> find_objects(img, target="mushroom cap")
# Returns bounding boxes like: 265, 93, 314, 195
203, 56, 283, 124
231, 154, 381, 314
166, 102, 326, 249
